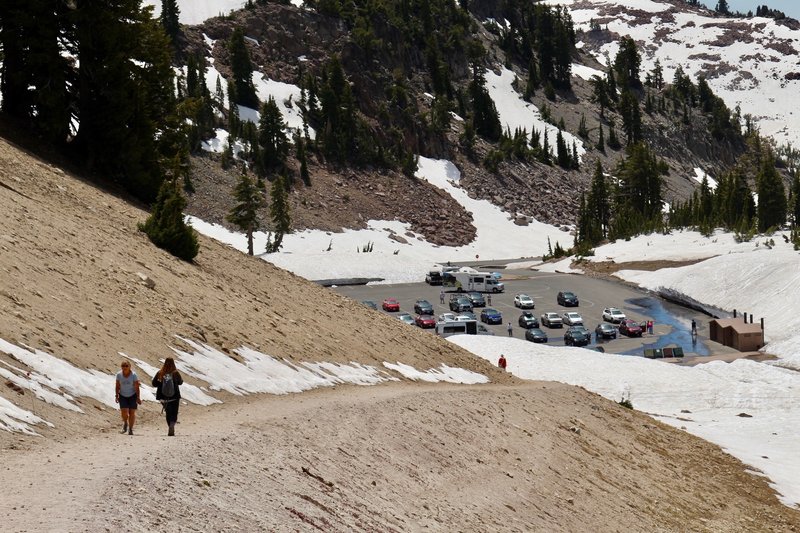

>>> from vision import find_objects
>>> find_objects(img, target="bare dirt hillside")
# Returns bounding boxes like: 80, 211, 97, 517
1, 136, 799, 531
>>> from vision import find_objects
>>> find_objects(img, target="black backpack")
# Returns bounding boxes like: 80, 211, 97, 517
161, 373, 175, 399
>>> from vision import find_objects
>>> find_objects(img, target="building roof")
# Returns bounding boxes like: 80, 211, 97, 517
710, 318, 764, 334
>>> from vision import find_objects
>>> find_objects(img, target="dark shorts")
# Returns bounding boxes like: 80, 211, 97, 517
119, 394, 138, 409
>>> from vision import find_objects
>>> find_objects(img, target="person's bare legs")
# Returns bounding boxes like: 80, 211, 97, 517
120, 407, 129, 432
128, 409, 136, 432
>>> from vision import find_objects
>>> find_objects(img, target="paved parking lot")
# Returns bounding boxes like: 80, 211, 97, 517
330, 269, 721, 356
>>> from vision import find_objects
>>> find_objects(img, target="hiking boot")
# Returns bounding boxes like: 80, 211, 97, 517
128, 428, 133, 436
168, 425, 175, 437
122, 422, 128, 434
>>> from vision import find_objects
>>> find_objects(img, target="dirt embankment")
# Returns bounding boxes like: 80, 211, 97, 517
1, 135, 799, 530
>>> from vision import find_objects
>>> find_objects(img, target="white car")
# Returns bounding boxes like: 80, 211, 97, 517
438, 312, 456, 322
562, 312, 584, 326
397, 313, 415, 325
514, 294, 536, 309
602, 307, 627, 323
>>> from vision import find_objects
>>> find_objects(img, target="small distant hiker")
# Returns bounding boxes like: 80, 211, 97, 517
507, 322, 513, 337
647, 320, 654, 335
439, 290, 445, 304
115, 361, 141, 436
152, 357, 184, 437
691, 319, 697, 336
487, 294, 492, 306
498, 354, 507, 370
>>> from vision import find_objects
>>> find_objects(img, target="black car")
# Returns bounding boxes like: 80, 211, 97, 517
564, 326, 591, 346
518, 312, 540, 329
425, 271, 443, 285
361, 300, 378, 310
466, 291, 486, 307
525, 327, 548, 343
595, 323, 618, 340
413, 299, 434, 315
449, 297, 473, 313
557, 291, 579, 307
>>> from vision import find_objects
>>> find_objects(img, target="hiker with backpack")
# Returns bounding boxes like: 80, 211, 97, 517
115, 360, 141, 436
152, 357, 183, 436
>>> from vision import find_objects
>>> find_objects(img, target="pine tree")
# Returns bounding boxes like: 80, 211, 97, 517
257, 96, 289, 175
577, 113, 588, 138
226, 171, 264, 256
619, 89, 642, 145
791, 173, 800, 228
756, 154, 787, 232
590, 75, 611, 118
468, 62, 502, 141
295, 132, 310, 186
160, 0, 181, 46
614, 36, 642, 89
72, 0, 178, 203
596, 124, 605, 153
228, 27, 258, 108
586, 159, 610, 241
607, 122, 621, 150
556, 129, 570, 168
139, 179, 199, 261
265, 176, 291, 253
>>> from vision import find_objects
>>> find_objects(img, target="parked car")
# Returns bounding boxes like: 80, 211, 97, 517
557, 291, 579, 307
466, 291, 486, 307
397, 313, 415, 325
425, 271, 443, 285
602, 307, 626, 323
361, 300, 378, 310
480, 308, 503, 324
595, 323, 618, 340
525, 327, 548, 343
564, 326, 591, 346
438, 312, 456, 322
381, 298, 400, 312
540, 312, 563, 328
513, 294, 535, 309
414, 299, 434, 315
561, 311, 584, 326
449, 296, 473, 313
518, 311, 540, 329
456, 312, 477, 321
618, 319, 643, 337
415, 314, 437, 328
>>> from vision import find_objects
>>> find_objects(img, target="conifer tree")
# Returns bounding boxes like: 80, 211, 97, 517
791, 173, 800, 228
295, 132, 310, 186
619, 89, 642, 145
590, 75, 611, 118
556, 130, 570, 168
614, 36, 642, 89
160, 0, 181, 46
72, 1, 177, 202
577, 114, 588, 138
139, 179, 199, 261
228, 27, 258, 109
227, 171, 264, 256
756, 154, 787, 231
468, 62, 502, 141
586, 159, 610, 241
265, 176, 291, 253
257, 96, 289, 175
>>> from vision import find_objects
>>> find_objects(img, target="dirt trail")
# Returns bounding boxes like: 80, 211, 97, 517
3, 382, 799, 532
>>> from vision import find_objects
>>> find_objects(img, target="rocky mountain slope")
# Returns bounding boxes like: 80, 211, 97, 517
172, 0, 796, 246
1, 121, 800, 530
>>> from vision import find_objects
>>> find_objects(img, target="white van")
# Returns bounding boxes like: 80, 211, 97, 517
436, 319, 478, 337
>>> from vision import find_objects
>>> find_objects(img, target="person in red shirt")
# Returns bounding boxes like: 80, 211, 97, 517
498, 354, 507, 370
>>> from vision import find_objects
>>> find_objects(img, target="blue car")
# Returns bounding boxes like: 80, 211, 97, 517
480, 308, 503, 324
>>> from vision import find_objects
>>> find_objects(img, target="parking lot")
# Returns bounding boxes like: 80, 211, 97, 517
331, 268, 718, 357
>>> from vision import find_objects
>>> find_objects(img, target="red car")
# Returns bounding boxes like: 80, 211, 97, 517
618, 319, 643, 337
415, 314, 437, 328
381, 298, 400, 312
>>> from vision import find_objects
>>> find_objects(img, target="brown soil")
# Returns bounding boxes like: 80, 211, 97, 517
1, 136, 799, 530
